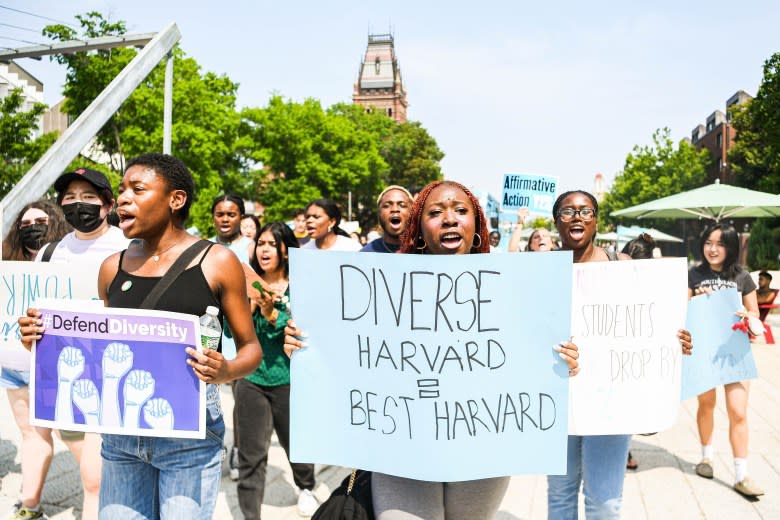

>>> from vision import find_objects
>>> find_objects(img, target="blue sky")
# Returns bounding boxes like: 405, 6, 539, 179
3, 1, 779, 197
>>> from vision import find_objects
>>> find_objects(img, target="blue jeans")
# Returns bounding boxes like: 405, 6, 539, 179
99, 384, 224, 520
547, 434, 631, 520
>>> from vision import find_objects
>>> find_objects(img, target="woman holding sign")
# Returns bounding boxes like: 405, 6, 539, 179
688, 222, 763, 498
285, 180, 581, 520
20, 153, 263, 519
548, 190, 693, 519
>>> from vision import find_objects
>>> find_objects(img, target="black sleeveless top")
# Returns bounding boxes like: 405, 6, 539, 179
107, 242, 220, 317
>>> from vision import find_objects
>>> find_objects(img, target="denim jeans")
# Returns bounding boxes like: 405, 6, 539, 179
99, 384, 225, 520
547, 434, 631, 520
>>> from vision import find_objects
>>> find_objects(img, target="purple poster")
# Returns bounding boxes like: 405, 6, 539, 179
30, 300, 205, 439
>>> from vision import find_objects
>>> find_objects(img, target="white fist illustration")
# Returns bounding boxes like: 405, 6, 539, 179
72, 379, 101, 426
102, 342, 133, 380
57, 346, 85, 383
124, 370, 155, 406
143, 398, 175, 430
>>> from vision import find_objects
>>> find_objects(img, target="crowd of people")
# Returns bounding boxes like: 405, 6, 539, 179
0, 154, 767, 519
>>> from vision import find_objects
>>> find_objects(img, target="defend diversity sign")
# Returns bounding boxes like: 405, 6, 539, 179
501, 173, 558, 216
289, 249, 573, 481
568, 258, 688, 435
681, 288, 758, 400
31, 300, 205, 439
1, 261, 100, 370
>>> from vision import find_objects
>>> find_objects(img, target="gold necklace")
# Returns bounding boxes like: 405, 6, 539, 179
148, 240, 182, 262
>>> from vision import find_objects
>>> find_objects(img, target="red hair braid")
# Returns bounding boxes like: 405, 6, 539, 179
400, 180, 490, 255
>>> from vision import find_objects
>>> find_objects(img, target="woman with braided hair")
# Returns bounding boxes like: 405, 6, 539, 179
286, 180, 581, 519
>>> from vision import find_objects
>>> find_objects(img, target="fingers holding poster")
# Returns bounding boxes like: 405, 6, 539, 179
30, 300, 205, 439
568, 258, 688, 435
288, 249, 574, 482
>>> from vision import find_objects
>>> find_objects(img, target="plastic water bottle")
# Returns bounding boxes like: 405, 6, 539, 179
200, 306, 221, 351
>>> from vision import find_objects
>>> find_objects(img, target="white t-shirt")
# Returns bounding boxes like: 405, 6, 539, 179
208, 235, 253, 264
302, 235, 362, 252
36, 226, 131, 264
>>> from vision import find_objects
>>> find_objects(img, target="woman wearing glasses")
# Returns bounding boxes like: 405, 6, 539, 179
547, 190, 692, 519
2, 199, 72, 261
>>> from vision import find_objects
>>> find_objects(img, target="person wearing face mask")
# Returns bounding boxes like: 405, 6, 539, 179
2, 170, 129, 520
36, 168, 131, 263
2, 199, 72, 261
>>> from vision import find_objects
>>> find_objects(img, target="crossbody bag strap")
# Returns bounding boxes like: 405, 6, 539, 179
139, 240, 211, 310
40, 240, 61, 262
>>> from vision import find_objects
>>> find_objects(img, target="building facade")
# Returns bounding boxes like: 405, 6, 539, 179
690, 90, 753, 183
352, 34, 408, 122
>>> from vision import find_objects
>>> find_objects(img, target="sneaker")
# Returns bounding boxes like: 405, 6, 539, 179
229, 446, 239, 481
297, 488, 319, 517
695, 459, 714, 479
4, 502, 46, 520
734, 476, 764, 497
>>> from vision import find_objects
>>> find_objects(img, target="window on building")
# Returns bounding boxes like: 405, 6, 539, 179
387, 108, 392, 117
375, 57, 381, 75
717, 133, 722, 148
706, 121, 714, 132
692, 130, 699, 143
717, 158, 722, 171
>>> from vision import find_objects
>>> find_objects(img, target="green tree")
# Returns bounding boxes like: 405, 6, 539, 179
44, 12, 242, 234
600, 128, 711, 230
0, 88, 58, 198
730, 52, 780, 193
747, 219, 779, 270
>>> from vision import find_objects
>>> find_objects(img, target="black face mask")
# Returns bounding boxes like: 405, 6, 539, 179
62, 202, 104, 233
20, 224, 49, 251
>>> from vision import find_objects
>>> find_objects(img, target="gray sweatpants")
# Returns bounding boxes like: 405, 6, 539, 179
371, 472, 510, 520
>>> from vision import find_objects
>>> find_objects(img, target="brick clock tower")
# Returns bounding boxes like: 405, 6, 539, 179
353, 34, 408, 122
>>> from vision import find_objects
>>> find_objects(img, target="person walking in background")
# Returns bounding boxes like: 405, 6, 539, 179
1, 199, 72, 520
291, 208, 310, 247
689, 222, 764, 498
241, 214, 261, 243
361, 185, 412, 253
235, 222, 317, 518
285, 180, 581, 520
547, 191, 692, 519
211, 194, 254, 264
508, 208, 556, 252
489, 230, 502, 252
302, 199, 360, 252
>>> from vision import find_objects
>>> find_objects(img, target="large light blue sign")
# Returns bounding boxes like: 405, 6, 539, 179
502, 173, 558, 216
681, 288, 758, 400
288, 249, 573, 481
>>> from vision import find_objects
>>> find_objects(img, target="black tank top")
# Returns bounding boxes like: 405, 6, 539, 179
107, 242, 220, 317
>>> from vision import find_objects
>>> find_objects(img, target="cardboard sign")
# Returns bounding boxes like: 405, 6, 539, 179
568, 258, 688, 435
288, 249, 573, 481
681, 288, 758, 400
501, 173, 558, 216
31, 300, 205, 439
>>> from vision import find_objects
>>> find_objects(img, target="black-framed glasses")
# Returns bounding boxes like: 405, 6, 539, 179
19, 217, 49, 229
557, 208, 596, 222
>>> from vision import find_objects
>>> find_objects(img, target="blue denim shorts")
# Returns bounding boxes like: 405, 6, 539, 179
0, 367, 30, 390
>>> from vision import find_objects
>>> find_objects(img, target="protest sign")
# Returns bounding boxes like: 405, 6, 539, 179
288, 249, 573, 481
681, 288, 757, 400
501, 173, 558, 216
30, 299, 205, 439
1, 261, 100, 370
568, 258, 688, 435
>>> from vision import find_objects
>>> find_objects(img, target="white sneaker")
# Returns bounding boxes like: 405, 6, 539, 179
297, 488, 318, 517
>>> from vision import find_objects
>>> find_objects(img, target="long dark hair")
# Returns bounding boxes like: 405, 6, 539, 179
622, 233, 655, 259
400, 180, 490, 254
250, 221, 299, 278
2, 199, 72, 261
696, 222, 742, 280
306, 199, 350, 238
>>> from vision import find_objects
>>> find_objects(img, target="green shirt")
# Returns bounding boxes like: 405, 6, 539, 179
245, 288, 292, 387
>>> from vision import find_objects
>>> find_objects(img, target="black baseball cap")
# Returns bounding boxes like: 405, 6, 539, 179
54, 167, 112, 194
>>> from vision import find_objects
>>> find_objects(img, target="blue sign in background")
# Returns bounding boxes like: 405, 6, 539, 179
501, 173, 558, 216
681, 288, 758, 400
289, 249, 573, 481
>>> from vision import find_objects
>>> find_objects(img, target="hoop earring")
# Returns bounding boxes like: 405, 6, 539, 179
415, 236, 428, 251
472, 233, 482, 248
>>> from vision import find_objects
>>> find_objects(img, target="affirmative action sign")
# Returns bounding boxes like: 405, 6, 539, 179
1, 261, 101, 370
31, 300, 205, 439
568, 258, 688, 435
288, 249, 573, 481
501, 173, 558, 216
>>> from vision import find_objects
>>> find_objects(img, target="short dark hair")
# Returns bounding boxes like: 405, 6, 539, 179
250, 221, 299, 278
622, 233, 655, 259
759, 271, 773, 281
211, 194, 246, 216
292, 208, 306, 218
552, 190, 599, 222
125, 153, 195, 222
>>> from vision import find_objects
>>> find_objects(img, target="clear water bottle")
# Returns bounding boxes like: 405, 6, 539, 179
200, 306, 221, 351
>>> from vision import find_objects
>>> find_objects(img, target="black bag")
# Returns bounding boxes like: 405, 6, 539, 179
312, 470, 374, 520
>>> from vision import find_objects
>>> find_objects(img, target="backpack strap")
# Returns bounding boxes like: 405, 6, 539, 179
40, 240, 61, 262
604, 247, 619, 261
139, 240, 211, 310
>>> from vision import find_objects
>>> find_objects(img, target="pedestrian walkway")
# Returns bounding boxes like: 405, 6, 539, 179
2, 323, 779, 519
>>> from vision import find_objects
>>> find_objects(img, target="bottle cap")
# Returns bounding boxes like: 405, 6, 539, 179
206, 305, 219, 316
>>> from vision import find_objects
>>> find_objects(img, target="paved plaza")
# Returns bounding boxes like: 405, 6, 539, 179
1, 320, 779, 519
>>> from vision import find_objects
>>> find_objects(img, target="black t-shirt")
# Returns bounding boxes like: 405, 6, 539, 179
360, 238, 399, 253
688, 265, 757, 295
